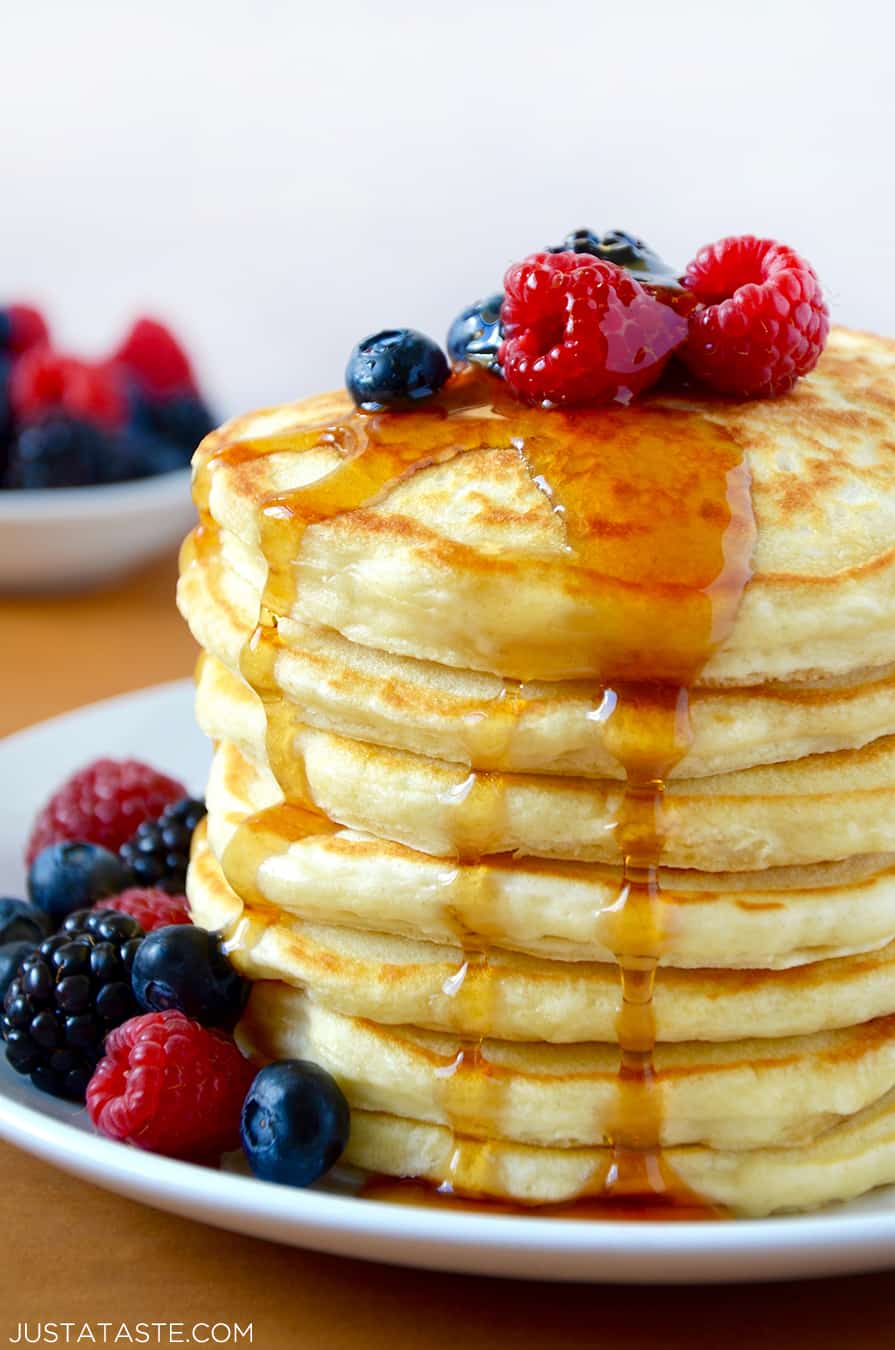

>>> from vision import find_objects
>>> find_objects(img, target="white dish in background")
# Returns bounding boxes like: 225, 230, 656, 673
3, 680, 895, 1283
0, 469, 194, 592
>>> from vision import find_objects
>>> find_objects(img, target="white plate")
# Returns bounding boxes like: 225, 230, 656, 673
0, 470, 195, 592
2, 681, 895, 1283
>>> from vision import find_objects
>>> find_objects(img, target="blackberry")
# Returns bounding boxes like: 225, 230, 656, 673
6, 415, 112, 489
146, 394, 215, 455
547, 228, 683, 292
1, 908, 144, 1100
106, 432, 187, 483
119, 797, 206, 893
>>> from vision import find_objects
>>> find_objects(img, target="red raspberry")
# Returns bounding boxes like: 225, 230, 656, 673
499, 251, 687, 407
26, 758, 187, 864
5, 304, 50, 356
113, 318, 197, 398
681, 235, 829, 398
10, 348, 126, 427
93, 887, 190, 932
87, 1010, 255, 1161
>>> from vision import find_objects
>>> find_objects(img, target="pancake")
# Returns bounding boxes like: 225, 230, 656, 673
344, 1091, 895, 1216
192, 328, 895, 687
205, 732, 895, 970
238, 981, 895, 1152
188, 832, 895, 1043
178, 534, 895, 780
182, 317, 895, 1217
198, 661, 895, 870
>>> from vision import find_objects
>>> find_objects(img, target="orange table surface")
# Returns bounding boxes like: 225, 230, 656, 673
1, 552, 894, 1347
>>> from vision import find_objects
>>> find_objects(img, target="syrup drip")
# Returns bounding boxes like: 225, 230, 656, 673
192, 365, 756, 1215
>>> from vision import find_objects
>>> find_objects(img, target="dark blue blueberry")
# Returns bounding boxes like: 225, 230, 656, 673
0, 310, 13, 350
241, 1060, 350, 1187
0, 898, 51, 946
6, 416, 112, 489
446, 293, 504, 370
547, 228, 683, 291
131, 924, 248, 1027
0, 942, 37, 1001
28, 843, 132, 920
345, 329, 449, 410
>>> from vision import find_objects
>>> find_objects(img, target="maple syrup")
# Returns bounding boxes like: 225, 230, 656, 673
359, 1175, 726, 1222
189, 364, 756, 1216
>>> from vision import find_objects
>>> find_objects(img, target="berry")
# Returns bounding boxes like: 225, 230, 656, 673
10, 349, 125, 428
87, 1009, 255, 1160
546, 228, 684, 294
446, 294, 504, 369
0, 305, 50, 357
681, 235, 829, 398
5, 416, 112, 489
499, 251, 687, 407
1, 908, 144, 1100
28, 843, 132, 921
0, 942, 37, 1002
113, 318, 197, 399
94, 888, 189, 932
131, 924, 248, 1027
106, 432, 190, 482
0, 898, 51, 946
144, 393, 215, 454
0, 353, 13, 448
118, 796, 206, 893
27, 758, 187, 864
346, 330, 449, 409
241, 1060, 350, 1188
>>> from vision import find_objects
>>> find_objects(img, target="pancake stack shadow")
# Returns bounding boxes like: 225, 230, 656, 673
179, 328, 895, 1216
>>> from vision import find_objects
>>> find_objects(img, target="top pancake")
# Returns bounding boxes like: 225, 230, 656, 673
193, 328, 895, 686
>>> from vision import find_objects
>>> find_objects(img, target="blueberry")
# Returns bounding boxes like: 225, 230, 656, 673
446, 294, 504, 369
105, 432, 189, 483
148, 394, 215, 453
110, 391, 213, 483
547, 227, 683, 292
0, 355, 12, 480
241, 1060, 350, 1187
28, 843, 132, 920
130, 924, 248, 1027
345, 329, 449, 410
0, 898, 51, 946
5, 416, 112, 489
0, 942, 36, 1001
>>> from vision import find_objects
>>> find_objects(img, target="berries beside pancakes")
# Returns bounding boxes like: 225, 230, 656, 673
1, 908, 144, 1101
87, 1009, 254, 1160
26, 758, 187, 863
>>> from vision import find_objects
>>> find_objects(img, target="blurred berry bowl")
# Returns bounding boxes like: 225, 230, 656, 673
0, 308, 212, 593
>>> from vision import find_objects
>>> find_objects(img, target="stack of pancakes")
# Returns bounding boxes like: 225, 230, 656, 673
178, 327, 895, 1216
